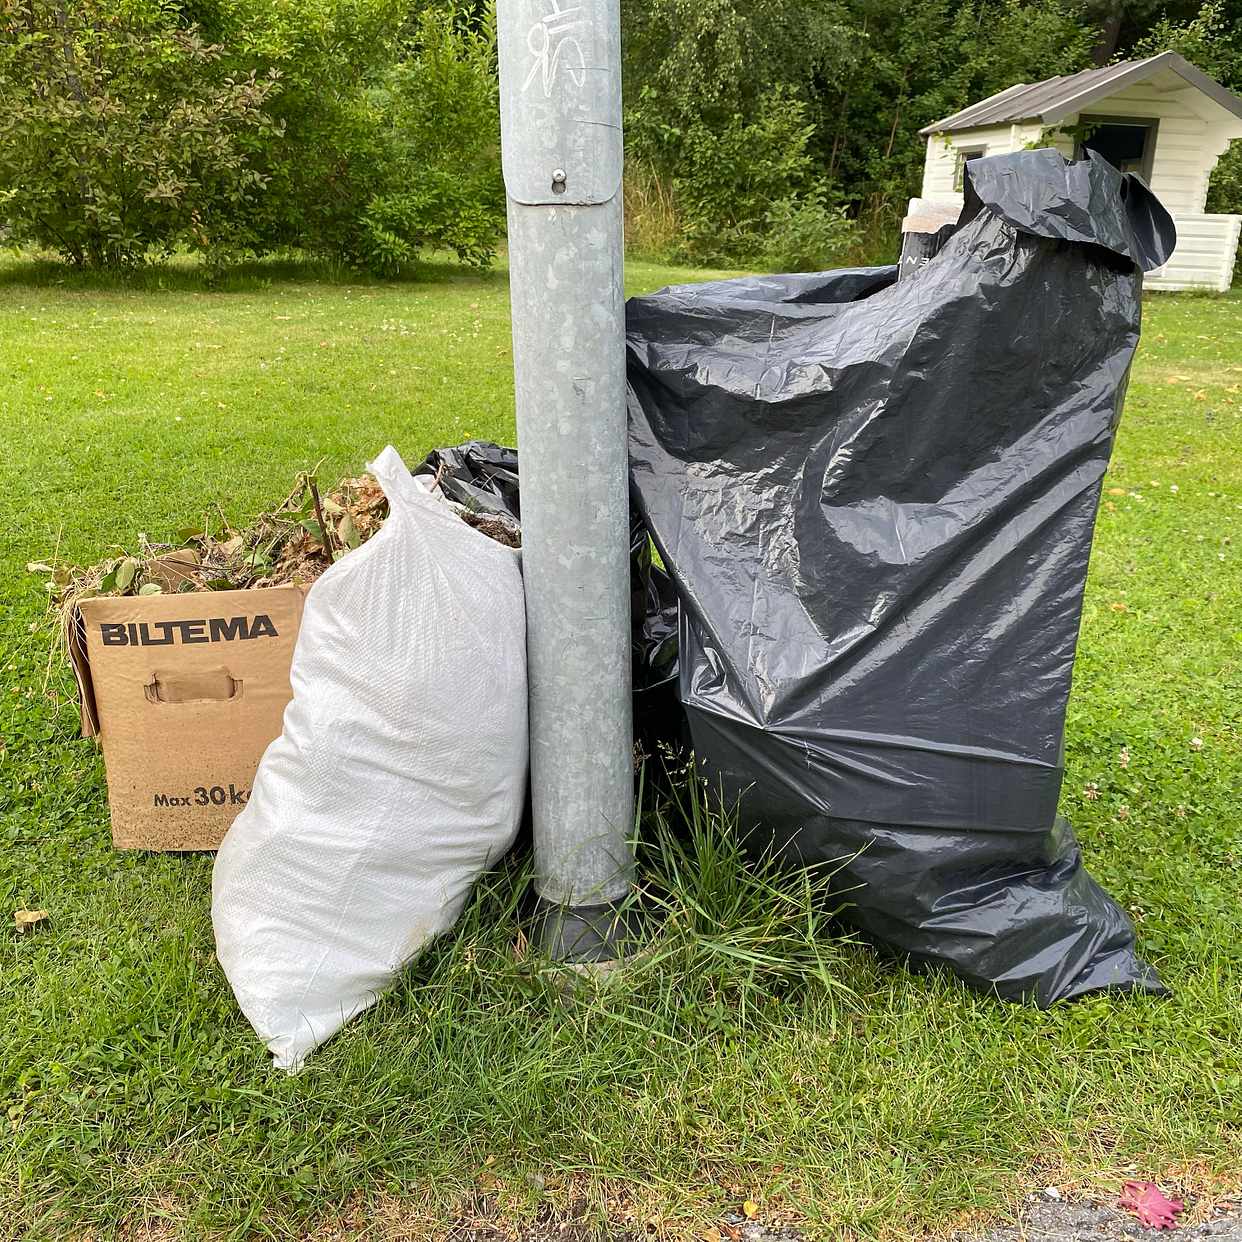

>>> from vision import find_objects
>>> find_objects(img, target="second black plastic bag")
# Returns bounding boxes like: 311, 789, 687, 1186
625, 149, 1176, 1005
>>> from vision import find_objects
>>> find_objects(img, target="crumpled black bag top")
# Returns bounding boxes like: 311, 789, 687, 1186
626, 148, 1166, 1005
419, 440, 523, 520
961, 147, 1176, 272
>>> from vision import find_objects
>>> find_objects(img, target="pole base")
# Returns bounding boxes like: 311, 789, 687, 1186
529, 894, 642, 964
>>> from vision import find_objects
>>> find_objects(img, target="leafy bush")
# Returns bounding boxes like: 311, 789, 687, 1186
622, 0, 856, 267
621, 0, 1093, 267
1206, 141, 1242, 216
0, 0, 279, 267
667, 92, 853, 268
840, 0, 1093, 215
358, 7, 504, 274
0, 0, 503, 274
211, 0, 403, 264
1128, 0, 1241, 91
360, 175, 501, 273
202, 0, 502, 273
1206, 140, 1242, 286
761, 188, 859, 273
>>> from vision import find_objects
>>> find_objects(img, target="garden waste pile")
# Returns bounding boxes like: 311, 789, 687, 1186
46, 147, 1178, 1072
48, 458, 515, 616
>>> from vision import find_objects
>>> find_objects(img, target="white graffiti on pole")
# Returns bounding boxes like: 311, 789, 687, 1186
521, 0, 587, 97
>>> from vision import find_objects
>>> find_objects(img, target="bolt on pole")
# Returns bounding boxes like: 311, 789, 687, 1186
497, 0, 636, 958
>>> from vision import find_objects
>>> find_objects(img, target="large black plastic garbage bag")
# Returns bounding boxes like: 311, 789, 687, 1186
624, 149, 1175, 1005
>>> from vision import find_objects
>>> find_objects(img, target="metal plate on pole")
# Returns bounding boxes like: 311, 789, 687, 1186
498, 0, 623, 206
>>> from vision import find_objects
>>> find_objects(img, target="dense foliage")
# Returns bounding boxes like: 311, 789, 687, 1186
0, 0, 1239, 272
0, 0, 501, 271
0, 0, 279, 267
621, 0, 1241, 266
360, 9, 503, 274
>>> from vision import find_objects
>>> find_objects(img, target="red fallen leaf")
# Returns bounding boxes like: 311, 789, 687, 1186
1119, 1181, 1184, 1229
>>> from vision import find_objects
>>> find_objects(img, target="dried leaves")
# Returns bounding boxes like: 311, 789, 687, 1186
457, 510, 521, 548
39, 462, 521, 692
1119, 1180, 1184, 1230
13, 909, 48, 934
37, 467, 391, 612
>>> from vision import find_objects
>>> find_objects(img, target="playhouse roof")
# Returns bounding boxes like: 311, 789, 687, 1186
919, 51, 1242, 136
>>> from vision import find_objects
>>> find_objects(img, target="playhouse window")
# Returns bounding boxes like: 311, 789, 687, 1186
1078, 119, 1157, 181
953, 146, 986, 191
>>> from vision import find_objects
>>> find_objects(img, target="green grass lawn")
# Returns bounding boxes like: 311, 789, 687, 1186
1, 255, 1239, 1241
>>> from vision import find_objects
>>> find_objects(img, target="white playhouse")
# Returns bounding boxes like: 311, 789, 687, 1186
918, 51, 1242, 290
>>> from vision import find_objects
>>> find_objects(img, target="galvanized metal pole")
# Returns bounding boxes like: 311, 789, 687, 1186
497, 0, 635, 957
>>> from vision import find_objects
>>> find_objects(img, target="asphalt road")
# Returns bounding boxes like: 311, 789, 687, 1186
438, 1192, 1242, 1242
966, 1198, 1242, 1242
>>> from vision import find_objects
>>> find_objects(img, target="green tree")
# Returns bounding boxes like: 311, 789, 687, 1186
1080, 0, 1169, 66
207, 0, 407, 262
197, 0, 501, 271
621, 0, 859, 266
358, 5, 504, 272
0, 0, 278, 267
620, 0, 1094, 264
1126, 0, 1242, 85
817, 0, 1093, 228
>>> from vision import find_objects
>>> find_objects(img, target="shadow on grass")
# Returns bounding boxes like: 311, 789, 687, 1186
0, 249, 510, 294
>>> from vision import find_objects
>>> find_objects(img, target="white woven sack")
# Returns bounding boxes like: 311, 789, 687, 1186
212, 445, 527, 1071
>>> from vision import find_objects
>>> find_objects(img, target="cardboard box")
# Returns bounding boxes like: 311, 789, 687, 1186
69, 581, 304, 851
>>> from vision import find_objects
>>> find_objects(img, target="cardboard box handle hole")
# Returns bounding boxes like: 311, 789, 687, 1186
144, 670, 242, 704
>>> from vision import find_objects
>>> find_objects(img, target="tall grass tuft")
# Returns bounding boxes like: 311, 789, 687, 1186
623, 165, 682, 262
399, 768, 860, 1056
